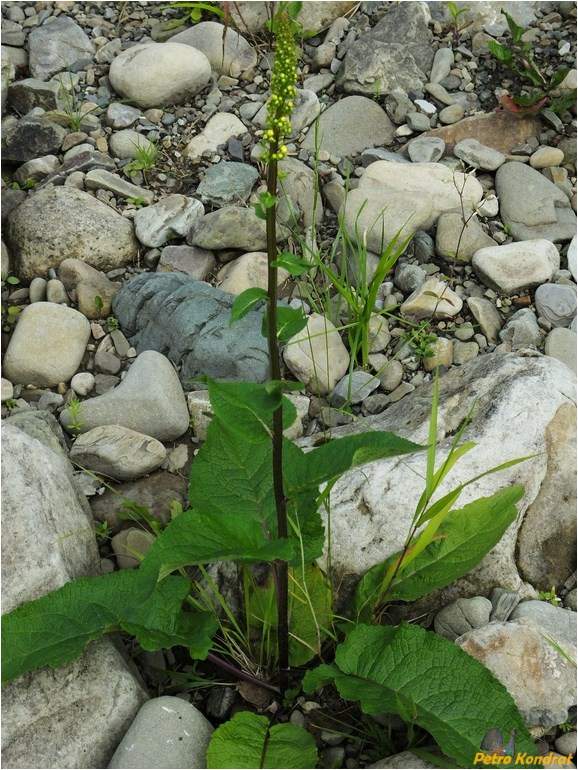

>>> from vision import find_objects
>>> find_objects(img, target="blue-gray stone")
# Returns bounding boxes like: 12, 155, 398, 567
510, 600, 577, 648
196, 161, 259, 207
112, 272, 270, 386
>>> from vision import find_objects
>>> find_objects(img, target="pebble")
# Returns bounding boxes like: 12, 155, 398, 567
284, 314, 350, 396
454, 138, 506, 171
530, 146, 565, 169
329, 371, 380, 407
407, 136, 445, 163
544, 327, 577, 374
472, 240, 560, 295
434, 597, 493, 641
70, 372, 95, 397
535, 283, 577, 328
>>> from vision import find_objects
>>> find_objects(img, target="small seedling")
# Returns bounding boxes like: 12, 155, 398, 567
4, 398, 16, 411
53, 73, 100, 132
2, 305, 22, 331
125, 139, 158, 183
94, 295, 104, 312
447, 2, 470, 42
125, 196, 145, 208
162, 1, 224, 31
66, 398, 83, 436
107, 316, 119, 332
537, 587, 562, 606
403, 323, 438, 360
94, 521, 112, 542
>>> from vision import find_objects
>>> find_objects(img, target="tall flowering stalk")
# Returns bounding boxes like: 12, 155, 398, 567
261, 11, 298, 698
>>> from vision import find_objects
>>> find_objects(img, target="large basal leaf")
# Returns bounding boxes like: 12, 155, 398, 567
2, 570, 217, 683
303, 623, 538, 768
354, 486, 524, 616
138, 507, 294, 585
284, 431, 425, 495
206, 712, 318, 769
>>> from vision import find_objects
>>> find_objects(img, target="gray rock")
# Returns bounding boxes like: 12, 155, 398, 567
28, 16, 94, 80
109, 129, 156, 161
454, 138, 506, 171
188, 205, 284, 251
112, 272, 270, 385
106, 102, 142, 130
60, 350, 189, 442
58, 258, 119, 319
216, 251, 289, 295
406, 111, 431, 133
466, 297, 503, 344
3, 303, 90, 387
70, 425, 167, 481
5, 409, 69, 460
422, 337, 453, 371
544, 327, 577, 374
8, 77, 66, 114
370, 751, 438, 769
301, 96, 395, 157
510, 600, 577, 648
229, 1, 358, 35
85, 169, 155, 205
172, 21, 256, 78
384, 88, 414, 125
197, 162, 258, 207
407, 136, 445, 163
401, 277, 463, 320
329, 371, 380, 407
108, 696, 213, 769
438, 103, 465, 124
2, 116, 67, 163
489, 587, 521, 621
134, 195, 204, 248
457, 621, 576, 730
496, 162, 577, 242
111, 527, 156, 569
37, 149, 118, 187
284, 313, 350, 395
14, 154, 60, 186
535, 283, 577, 328
566, 236, 576, 281
555, 732, 577, 758
453, 339, 479, 364
297, 354, 576, 611
499, 308, 542, 350
337, 3, 432, 96
434, 596, 493, 641
429, 47, 454, 84
435, 212, 495, 263
375, 359, 404, 392
157, 245, 216, 281
7, 186, 138, 281
278, 156, 323, 228
71, 372, 95, 397
183, 112, 246, 159
109, 42, 211, 109
472, 240, 560, 295
394, 262, 427, 294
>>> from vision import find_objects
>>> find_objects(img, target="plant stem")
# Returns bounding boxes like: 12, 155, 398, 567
266, 149, 289, 699
206, 651, 280, 695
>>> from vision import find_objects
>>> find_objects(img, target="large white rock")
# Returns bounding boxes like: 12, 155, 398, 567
298, 353, 576, 608
109, 42, 211, 109
69, 425, 167, 481
184, 112, 247, 159
216, 252, 289, 295
3, 303, 90, 387
284, 313, 350, 395
134, 195, 205, 248
472, 239, 560, 295
172, 21, 257, 77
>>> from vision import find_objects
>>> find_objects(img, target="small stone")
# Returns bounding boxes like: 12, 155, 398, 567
401, 277, 463, 320
423, 337, 453, 371
438, 103, 465, 124
489, 588, 521, 622
555, 733, 577, 759
434, 597, 493, 641
530, 146, 565, 169
329, 371, 380, 407
406, 111, 431, 133
472, 240, 560, 295
499, 308, 542, 350
1, 378, 14, 402
216, 252, 289, 295
466, 297, 503, 344
70, 372, 95, 397
111, 527, 156, 569
510, 600, 577, 648
407, 136, 445, 163
29, 277, 47, 303
544, 327, 577, 374
535, 283, 577, 328
453, 340, 479, 365
387, 381, 415, 403
454, 138, 506, 171
45, 278, 69, 305
429, 48, 454, 84
376, 359, 404, 392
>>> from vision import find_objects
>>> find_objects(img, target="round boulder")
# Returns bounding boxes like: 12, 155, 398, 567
109, 42, 211, 109
6, 186, 138, 281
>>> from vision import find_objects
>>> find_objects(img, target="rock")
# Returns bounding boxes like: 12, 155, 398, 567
329, 371, 380, 407
453, 138, 506, 171
434, 597, 493, 641
188, 206, 284, 251
106, 102, 142, 130
466, 297, 503, 344
423, 337, 453, 371
71, 372, 95, 397
555, 732, 577, 758
421, 111, 542, 157
3, 303, 90, 387
112, 273, 270, 385
1, 423, 98, 612
499, 309, 542, 350
2, 637, 148, 769
111, 527, 156, 569
453, 339, 479, 365
172, 22, 256, 78
229, 2, 358, 34
375, 359, 404, 392
429, 47, 454, 84
38, 149, 118, 187
1, 377, 14, 402
535, 283, 577, 328
496, 162, 577, 243
60, 350, 189, 442
530, 146, 565, 169
2, 116, 67, 163
183, 112, 246, 159
108, 129, 157, 160
545, 327, 577, 374
337, 3, 433, 96
216, 251, 288, 295
278, 156, 323, 228
157, 245, 216, 281
134, 195, 204, 248
394, 263, 427, 294
407, 136, 445, 163
435, 212, 495, 262
187, 390, 213, 443
456, 621, 576, 731
401, 277, 463, 320
1, 46, 15, 114
46, 278, 69, 305
370, 751, 438, 769
284, 313, 350, 395
108, 696, 214, 769
109, 42, 211, 109
28, 16, 94, 80
472, 240, 560, 295
70, 425, 167, 481
510, 600, 576, 648
13, 154, 60, 186
489, 587, 521, 621
7, 186, 138, 281
297, 354, 576, 611
438, 103, 465, 125
197, 162, 258, 207
301, 96, 395, 157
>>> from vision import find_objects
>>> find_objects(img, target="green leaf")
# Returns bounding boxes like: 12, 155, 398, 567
2, 570, 217, 683
230, 288, 268, 325
206, 379, 289, 442
207, 712, 318, 769
487, 40, 512, 62
284, 432, 425, 496
354, 486, 524, 614
303, 623, 537, 768
550, 67, 570, 88
262, 305, 308, 342
503, 10, 524, 43
271, 252, 314, 277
